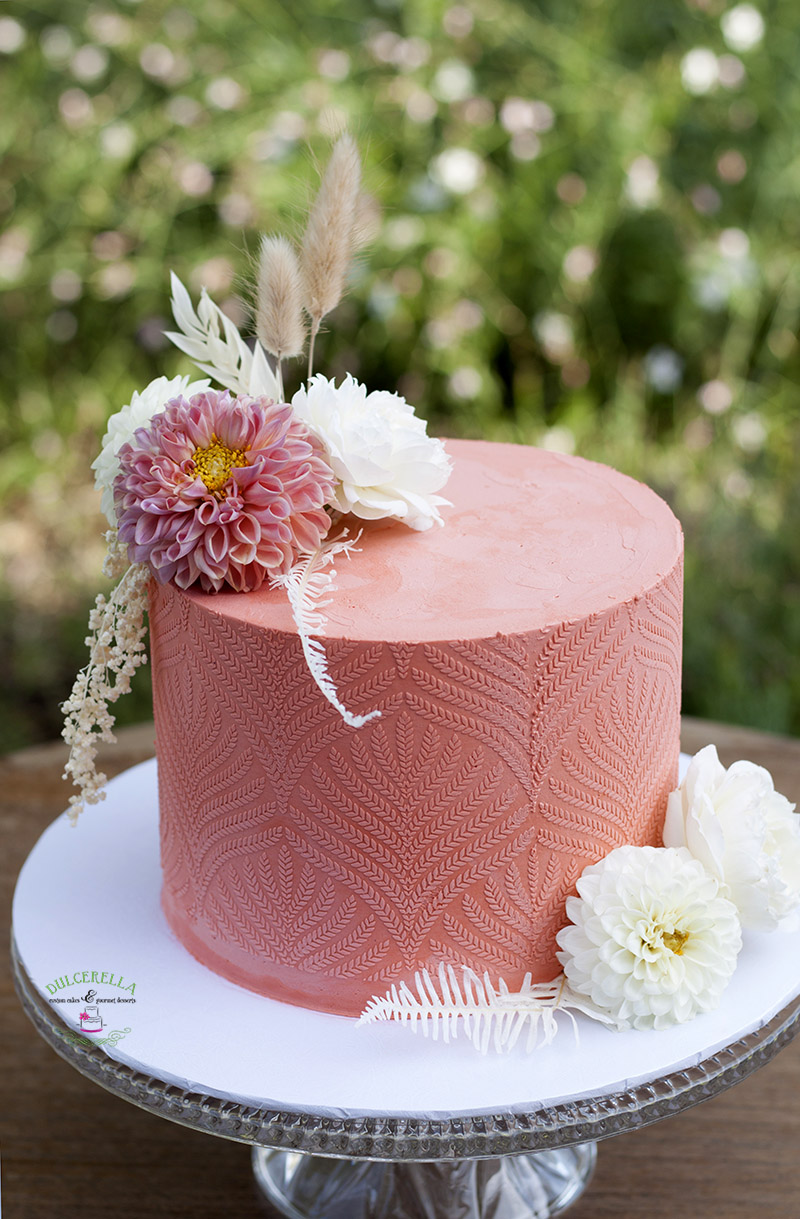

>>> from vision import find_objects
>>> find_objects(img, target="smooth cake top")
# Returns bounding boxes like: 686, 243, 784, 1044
182, 439, 683, 642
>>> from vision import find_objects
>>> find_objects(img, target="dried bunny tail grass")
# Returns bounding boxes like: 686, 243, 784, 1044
301, 132, 361, 375
256, 234, 306, 377
352, 191, 381, 252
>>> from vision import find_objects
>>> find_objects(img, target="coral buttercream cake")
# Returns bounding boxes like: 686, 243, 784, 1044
68, 134, 800, 1044
150, 438, 683, 1015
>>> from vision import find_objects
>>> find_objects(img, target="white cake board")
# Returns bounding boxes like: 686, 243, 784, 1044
13, 756, 800, 1120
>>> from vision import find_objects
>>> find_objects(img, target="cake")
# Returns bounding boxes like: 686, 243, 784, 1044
63, 135, 800, 1040
149, 438, 683, 1016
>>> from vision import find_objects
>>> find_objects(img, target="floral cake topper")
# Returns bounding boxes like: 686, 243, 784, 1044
63, 135, 451, 821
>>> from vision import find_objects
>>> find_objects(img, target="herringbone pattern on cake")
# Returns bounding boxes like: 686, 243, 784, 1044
151, 561, 682, 1001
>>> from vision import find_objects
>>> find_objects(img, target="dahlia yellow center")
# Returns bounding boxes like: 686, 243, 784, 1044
662, 927, 690, 955
192, 434, 249, 495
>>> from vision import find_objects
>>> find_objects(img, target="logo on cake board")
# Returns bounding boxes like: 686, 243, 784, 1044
44, 967, 137, 1049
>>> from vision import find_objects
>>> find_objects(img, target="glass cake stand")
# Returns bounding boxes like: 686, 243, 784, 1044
11, 759, 800, 1219
13, 943, 800, 1218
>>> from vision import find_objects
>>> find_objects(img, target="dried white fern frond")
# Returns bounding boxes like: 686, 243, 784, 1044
360, 964, 613, 1055
301, 133, 362, 374
165, 272, 282, 402
270, 531, 381, 729
256, 235, 306, 362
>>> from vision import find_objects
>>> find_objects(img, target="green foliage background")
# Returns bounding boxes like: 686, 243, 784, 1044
2, 0, 800, 750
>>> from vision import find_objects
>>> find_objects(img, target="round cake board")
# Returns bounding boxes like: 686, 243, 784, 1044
13, 757, 800, 1120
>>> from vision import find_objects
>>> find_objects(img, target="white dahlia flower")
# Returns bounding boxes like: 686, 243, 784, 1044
291, 374, 452, 531
664, 744, 800, 931
92, 374, 210, 526
556, 845, 742, 1030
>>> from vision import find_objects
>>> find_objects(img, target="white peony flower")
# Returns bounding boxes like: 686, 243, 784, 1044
663, 744, 800, 931
92, 374, 210, 526
556, 845, 742, 1031
291, 374, 452, 531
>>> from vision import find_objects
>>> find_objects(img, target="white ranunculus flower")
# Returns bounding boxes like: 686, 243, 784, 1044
291, 374, 452, 531
663, 745, 800, 931
92, 374, 210, 526
556, 845, 742, 1031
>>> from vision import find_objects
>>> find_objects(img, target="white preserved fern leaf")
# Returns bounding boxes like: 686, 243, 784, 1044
271, 532, 382, 729
165, 272, 282, 401
360, 964, 614, 1054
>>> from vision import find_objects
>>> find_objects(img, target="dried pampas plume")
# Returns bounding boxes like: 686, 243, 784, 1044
301, 133, 362, 376
256, 234, 306, 397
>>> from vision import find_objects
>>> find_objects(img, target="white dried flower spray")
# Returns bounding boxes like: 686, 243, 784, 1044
62, 534, 150, 824
301, 133, 362, 376
255, 234, 306, 398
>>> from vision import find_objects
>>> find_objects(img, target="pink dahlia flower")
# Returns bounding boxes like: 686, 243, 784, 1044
114, 390, 334, 592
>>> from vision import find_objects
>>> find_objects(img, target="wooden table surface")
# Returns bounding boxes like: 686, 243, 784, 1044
2, 717, 800, 1218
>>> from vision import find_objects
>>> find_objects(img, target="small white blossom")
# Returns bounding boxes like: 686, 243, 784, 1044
92, 374, 210, 525
291, 374, 452, 531
556, 845, 742, 1030
664, 745, 800, 930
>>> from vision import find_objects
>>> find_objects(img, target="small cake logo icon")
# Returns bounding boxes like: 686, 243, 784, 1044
79, 1005, 103, 1034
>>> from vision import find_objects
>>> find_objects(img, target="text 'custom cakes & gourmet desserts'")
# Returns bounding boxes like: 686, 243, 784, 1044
64, 136, 800, 1051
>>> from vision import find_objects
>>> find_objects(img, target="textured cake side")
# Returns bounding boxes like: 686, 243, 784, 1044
151, 551, 682, 1017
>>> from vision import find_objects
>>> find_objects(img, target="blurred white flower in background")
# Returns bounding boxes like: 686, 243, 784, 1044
563, 245, 598, 284
692, 234, 756, 310
698, 380, 733, 415
732, 411, 767, 453
534, 311, 574, 363
500, 97, 554, 134
100, 123, 135, 160
40, 25, 73, 64
645, 346, 684, 393
71, 45, 108, 82
0, 16, 26, 53
718, 227, 750, 259
50, 270, 82, 302
625, 155, 660, 207
317, 49, 350, 81
449, 367, 482, 400
433, 59, 474, 102
718, 53, 747, 88
205, 77, 244, 110
721, 4, 765, 53
540, 426, 576, 454
0, 228, 30, 282
681, 48, 719, 95
431, 147, 484, 194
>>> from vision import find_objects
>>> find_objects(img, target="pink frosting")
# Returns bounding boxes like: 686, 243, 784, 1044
151, 440, 683, 1015
189, 439, 682, 640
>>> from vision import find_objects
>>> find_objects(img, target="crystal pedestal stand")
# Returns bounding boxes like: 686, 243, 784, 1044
14, 951, 800, 1219
11, 760, 800, 1219
251, 1143, 597, 1219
